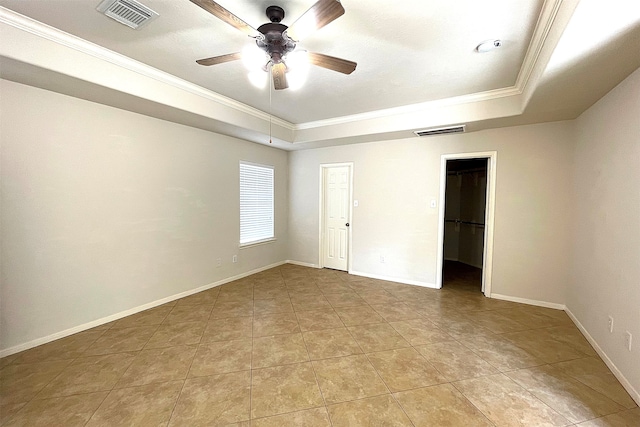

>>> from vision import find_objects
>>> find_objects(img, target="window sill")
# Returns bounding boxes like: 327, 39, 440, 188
239, 238, 277, 249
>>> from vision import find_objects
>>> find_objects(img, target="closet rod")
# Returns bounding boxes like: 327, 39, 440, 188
445, 219, 485, 227
446, 167, 487, 176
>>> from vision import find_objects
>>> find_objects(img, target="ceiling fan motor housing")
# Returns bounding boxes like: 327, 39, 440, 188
256, 21, 296, 64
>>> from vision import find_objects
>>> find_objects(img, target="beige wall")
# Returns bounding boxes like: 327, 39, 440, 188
568, 67, 640, 395
288, 121, 575, 304
0, 80, 289, 352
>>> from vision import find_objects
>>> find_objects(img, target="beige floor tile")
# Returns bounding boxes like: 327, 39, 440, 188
319, 282, 355, 294
86, 380, 183, 426
169, 371, 251, 426
356, 290, 400, 305
347, 323, 411, 353
283, 278, 313, 286
367, 347, 446, 392
251, 363, 324, 419
144, 321, 205, 349
216, 294, 255, 305
0, 402, 27, 425
164, 304, 214, 324
551, 356, 609, 376
324, 292, 367, 308
37, 353, 136, 398
544, 326, 598, 357
506, 365, 625, 423
495, 307, 569, 329
425, 317, 496, 340
334, 305, 385, 326
83, 325, 158, 356
0, 359, 72, 405
575, 407, 640, 427
394, 384, 493, 427
3, 391, 107, 427
252, 333, 309, 368
552, 357, 637, 409
416, 340, 498, 381
302, 328, 363, 360
388, 318, 452, 345
189, 339, 252, 377
459, 334, 545, 371
254, 298, 294, 315
217, 288, 254, 303
0, 354, 19, 369
454, 373, 570, 426
312, 355, 388, 404
111, 306, 172, 329
327, 394, 413, 426
370, 302, 422, 322
175, 288, 220, 306
253, 286, 289, 300
460, 310, 531, 334
211, 300, 254, 319
10, 330, 105, 365
252, 407, 331, 427
201, 316, 253, 343
253, 312, 300, 337
296, 309, 344, 331
290, 294, 333, 311
500, 329, 591, 363
7, 265, 635, 426
115, 345, 196, 388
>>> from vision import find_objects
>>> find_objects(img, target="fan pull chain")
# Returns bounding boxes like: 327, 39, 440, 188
269, 65, 273, 144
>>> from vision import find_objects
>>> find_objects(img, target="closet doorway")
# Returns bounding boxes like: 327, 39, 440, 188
436, 152, 496, 296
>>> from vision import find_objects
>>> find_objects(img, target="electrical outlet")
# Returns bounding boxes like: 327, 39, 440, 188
216, 258, 221, 268
232, 255, 238, 263
380, 255, 385, 264
608, 316, 614, 333
625, 331, 632, 352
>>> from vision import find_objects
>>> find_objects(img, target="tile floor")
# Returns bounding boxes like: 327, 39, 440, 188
1, 263, 638, 426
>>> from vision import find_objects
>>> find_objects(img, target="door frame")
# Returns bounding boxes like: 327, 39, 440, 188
318, 162, 354, 271
435, 151, 497, 296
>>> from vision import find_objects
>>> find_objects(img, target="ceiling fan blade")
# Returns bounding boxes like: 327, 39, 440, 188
287, 0, 345, 41
272, 63, 288, 90
308, 52, 357, 74
196, 52, 241, 66
189, 0, 260, 37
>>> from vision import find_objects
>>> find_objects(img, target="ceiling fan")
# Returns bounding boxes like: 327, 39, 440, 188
189, 0, 357, 90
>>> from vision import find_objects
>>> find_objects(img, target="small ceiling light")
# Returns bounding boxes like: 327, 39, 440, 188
476, 39, 502, 53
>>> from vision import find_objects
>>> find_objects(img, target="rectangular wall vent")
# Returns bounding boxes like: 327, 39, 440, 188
414, 125, 466, 137
97, 0, 159, 29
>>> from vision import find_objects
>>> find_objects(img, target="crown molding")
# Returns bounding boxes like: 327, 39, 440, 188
514, 0, 567, 93
0, 0, 569, 139
0, 6, 295, 131
294, 86, 522, 131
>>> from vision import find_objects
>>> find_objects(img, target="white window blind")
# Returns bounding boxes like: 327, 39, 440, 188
240, 162, 274, 245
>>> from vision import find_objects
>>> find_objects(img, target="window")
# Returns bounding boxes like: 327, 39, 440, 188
239, 162, 274, 245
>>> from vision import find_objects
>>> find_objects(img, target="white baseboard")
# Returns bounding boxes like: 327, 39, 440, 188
285, 260, 321, 269
349, 270, 438, 289
490, 293, 566, 310
0, 261, 288, 358
564, 308, 640, 406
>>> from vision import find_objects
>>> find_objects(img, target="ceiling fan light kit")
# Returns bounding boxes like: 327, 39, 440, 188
188, 0, 357, 90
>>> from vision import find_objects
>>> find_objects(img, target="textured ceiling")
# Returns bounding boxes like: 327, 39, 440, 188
0, 0, 543, 124
1, 0, 639, 150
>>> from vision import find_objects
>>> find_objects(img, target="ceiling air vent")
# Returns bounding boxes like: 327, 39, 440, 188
97, 0, 159, 29
414, 125, 466, 137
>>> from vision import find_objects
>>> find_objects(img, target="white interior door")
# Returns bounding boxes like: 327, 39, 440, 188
323, 166, 350, 271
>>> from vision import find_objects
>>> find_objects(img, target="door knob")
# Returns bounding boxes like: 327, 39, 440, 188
345, 223, 350, 227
